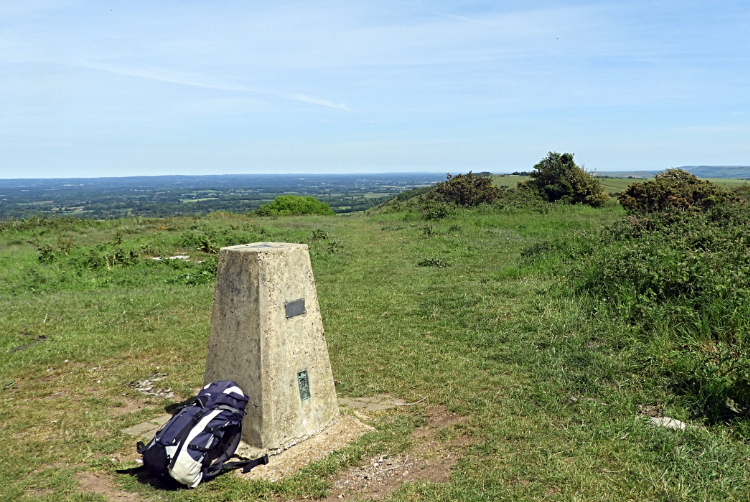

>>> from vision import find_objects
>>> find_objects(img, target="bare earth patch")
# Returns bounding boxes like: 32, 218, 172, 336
76, 471, 142, 502
320, 406, 471, 501
109, 397, 145, 416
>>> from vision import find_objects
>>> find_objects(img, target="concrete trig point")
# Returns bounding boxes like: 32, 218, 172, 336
204, 242, 339, 455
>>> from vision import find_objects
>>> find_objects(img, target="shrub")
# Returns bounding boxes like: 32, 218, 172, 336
618, 169, 737, 215
518, 152, 608, 207
255, 195, 335, 217
419, 199, 452, 220
422, 172, 502, 207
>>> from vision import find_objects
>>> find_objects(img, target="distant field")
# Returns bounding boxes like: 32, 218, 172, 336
599, 177, 749, 194
705, 177, 750, 189
491, 174, 529, 190
494, 174, 749, 195
493, 175, 644, 195
181, 198, 219, 203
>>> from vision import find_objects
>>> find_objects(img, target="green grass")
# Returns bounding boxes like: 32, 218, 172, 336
3, 205, 750, 500
491, 174, 528, 190
703, 177, 750, 189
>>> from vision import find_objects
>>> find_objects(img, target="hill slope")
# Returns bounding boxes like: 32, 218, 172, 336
681, 166, 750, 178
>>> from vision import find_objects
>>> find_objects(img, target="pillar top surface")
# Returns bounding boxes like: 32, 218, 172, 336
220, 242, 308, 253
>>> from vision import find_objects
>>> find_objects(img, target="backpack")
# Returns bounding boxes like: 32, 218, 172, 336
136, 380, 269, 488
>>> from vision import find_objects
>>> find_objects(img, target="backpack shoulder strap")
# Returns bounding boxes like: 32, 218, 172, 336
223, 454, 270, 474
167, 408, 208, 471
201, 428, 269, 479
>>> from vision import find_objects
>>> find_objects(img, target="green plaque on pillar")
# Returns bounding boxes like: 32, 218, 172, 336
297, 370, 311, 401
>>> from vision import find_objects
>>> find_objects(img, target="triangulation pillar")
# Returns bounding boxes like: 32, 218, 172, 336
204, 242, 339, 453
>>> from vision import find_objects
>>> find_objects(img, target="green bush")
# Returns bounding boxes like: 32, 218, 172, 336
422, 172, 502, 207
254, 195, 334, 217
518, 152, 608, 207
618, 169, 737, 215
418, 199, 453, 220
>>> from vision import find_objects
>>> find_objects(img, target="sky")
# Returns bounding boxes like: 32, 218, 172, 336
1, 1, 749, 178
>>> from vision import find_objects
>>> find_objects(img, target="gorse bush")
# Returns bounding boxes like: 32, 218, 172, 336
422, 172, 502, 207
414, 172, 502, 220
518, 152, 608, 207
618, 168, 737, 215
255, 195, 335, 216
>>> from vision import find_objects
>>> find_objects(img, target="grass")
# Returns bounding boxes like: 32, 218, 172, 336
2, 204, 750, 500
491, 174, 528, 190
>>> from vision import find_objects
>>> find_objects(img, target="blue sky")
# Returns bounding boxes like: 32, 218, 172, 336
1, 1, 749, 178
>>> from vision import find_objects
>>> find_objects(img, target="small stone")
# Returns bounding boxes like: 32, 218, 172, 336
567, 396, 578, 404
650, 416, 687, 430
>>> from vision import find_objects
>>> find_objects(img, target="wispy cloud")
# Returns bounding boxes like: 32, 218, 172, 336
675, 125, 750, 134
282, 92, 350, 111
81, 64, 351, 111
432, 12, 495, 26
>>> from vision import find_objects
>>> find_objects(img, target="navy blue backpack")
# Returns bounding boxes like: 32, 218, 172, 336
136, 380, 268, 488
